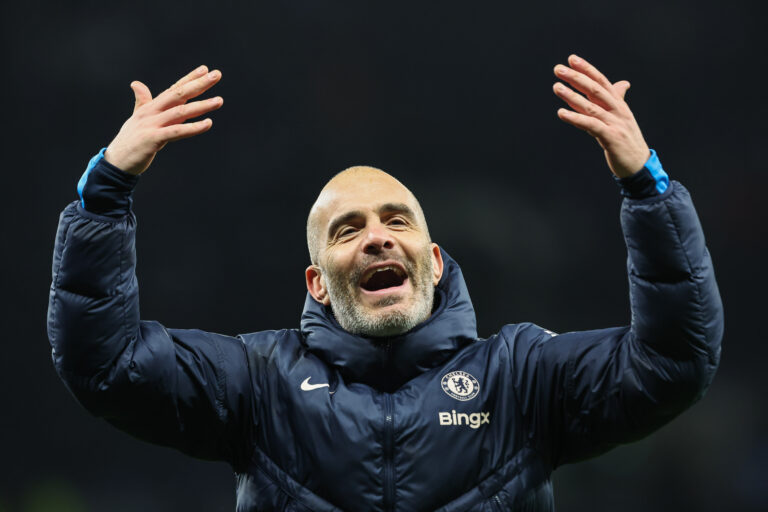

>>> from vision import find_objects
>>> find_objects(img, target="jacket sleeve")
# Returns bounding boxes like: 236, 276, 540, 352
47, 158, 257, 468
504, 179, 723, 468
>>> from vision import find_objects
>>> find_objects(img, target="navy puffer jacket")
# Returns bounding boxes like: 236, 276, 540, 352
48, 159, 723, 511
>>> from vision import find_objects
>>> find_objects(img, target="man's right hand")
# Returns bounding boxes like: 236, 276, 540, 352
104, 65, 223, 176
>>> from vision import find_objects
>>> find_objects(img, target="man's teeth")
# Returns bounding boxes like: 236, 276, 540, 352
363, 265, 405, 284
369, 266, 401, 278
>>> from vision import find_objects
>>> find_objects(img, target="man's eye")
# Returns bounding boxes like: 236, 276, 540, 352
338, 228, 357, 237
388, 218, 406, 226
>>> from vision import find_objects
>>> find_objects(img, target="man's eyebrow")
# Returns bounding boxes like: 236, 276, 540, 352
327, 210, 365, 240
326, 203, 417, 240
377, 202, 416, 218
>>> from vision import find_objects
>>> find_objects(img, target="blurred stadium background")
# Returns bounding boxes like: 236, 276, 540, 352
1, 0, 765, 510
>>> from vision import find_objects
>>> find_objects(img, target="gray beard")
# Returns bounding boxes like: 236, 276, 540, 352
322, 248, 435, 338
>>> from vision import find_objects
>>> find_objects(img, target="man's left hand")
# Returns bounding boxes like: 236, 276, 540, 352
553, 54, 650, 178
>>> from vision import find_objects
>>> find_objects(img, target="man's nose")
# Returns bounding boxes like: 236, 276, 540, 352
363, 223, 395, 255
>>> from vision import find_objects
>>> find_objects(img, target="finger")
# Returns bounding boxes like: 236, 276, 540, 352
613, 80, 631, 100
131, 81, 153, 113
554, 64, 618, 111
152, 69, 222, 112
553, 82, 610, 122
156, 96, 224, 126
157, 118, 214, 143
567, 55, 615, 93
556, 108, 607, 137
170, 65, 209, 89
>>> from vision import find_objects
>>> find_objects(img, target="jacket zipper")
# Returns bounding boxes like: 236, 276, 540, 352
383, 393, 395, 511
491, 494, 504, 511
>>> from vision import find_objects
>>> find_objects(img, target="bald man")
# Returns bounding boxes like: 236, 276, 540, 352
305, 166, 443, 339
48, 57, 723, 511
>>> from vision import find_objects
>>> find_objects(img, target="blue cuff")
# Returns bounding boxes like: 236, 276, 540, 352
644, 149, 669, 194
77, 147, 107, 209
76, 149, 139, 217
615, 149, 670, 199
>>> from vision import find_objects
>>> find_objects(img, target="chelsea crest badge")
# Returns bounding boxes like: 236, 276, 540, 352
441, 371, 479, 401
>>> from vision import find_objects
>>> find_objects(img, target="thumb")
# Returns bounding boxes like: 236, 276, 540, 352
130, 81, 152, 112
613, 80, 631, 100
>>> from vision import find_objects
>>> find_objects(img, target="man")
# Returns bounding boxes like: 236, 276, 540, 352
48, 55, 723, 511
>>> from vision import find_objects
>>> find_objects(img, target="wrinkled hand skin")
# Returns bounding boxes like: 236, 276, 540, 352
552, 54, 650, 178
104, 65, 224, 176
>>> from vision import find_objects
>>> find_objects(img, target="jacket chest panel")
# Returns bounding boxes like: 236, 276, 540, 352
252, 336, 530, 510
256, 353, 386, 508
386, 339, 527, 509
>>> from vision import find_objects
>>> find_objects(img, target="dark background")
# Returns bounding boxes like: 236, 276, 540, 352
1, 0, 765, 510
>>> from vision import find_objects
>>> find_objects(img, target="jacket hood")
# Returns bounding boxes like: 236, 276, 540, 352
300, 248, 478, 391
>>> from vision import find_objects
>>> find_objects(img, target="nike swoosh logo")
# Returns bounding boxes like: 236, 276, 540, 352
301, 377, 331, 391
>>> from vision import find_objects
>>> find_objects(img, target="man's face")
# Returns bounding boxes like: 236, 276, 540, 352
306, 169, 443, 337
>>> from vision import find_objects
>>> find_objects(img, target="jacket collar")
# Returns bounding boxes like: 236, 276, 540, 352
299, 249, 477, 391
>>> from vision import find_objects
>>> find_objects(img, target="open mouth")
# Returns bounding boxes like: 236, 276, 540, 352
360, 264, 408, 292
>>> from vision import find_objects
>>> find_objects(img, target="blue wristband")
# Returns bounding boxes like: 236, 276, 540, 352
77, 147, 107, 209
644, 149, 669, 194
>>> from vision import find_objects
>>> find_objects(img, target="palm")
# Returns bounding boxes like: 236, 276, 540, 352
552, 55, 650, 178
104, 65, 223, 175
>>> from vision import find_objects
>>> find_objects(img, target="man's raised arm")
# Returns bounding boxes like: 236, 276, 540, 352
47, 66, 256, 468
504, 55, 723, 467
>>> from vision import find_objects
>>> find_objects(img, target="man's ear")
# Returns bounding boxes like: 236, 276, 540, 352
306, 265, 331, 305
430, 243, 444, 286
